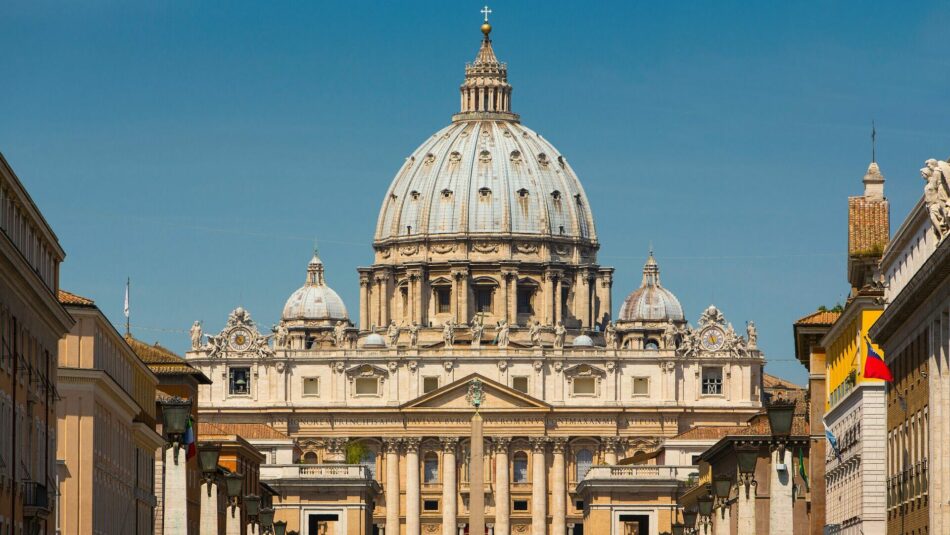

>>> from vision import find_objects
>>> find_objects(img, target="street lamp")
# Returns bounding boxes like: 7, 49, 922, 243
683, 508, 698, 533
736, 444, 759, 498
767, 399, 796, 458
197, 443, 221, 496
697, 493, 714, 533
671, 522, 685, 535
160, 397, 192, 462
223, 472, 244, 517
244, 494, 261, 518
713, 474, 733, 520
273, 520, 288, 535
259, 507, 275, 533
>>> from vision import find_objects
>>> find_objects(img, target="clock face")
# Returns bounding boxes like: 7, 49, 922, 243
701, 327, 725, 351
229, 329, 252, 351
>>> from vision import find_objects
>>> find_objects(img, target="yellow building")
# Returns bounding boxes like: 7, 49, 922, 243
56, 290, 165, 535
819, 160, 889, 535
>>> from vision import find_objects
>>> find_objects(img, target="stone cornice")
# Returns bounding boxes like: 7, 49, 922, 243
58, 368, 142, 421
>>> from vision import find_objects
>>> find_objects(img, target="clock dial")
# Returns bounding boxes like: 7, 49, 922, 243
701, 327, 725, 351
229, 329, 252, 351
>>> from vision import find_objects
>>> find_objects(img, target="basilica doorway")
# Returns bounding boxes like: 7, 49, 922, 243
307, 513, 338, 535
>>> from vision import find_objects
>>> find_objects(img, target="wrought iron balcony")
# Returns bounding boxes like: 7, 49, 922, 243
23, 481, 50, 517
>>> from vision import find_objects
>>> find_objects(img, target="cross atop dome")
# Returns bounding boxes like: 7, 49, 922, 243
454, 8, 517, 122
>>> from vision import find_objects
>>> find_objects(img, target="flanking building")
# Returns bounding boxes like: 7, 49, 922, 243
0, 153, 73, 535
869, 155, 950, 534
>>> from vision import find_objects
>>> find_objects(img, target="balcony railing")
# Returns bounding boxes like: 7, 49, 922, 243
260, 464, 373, 480
582, 465, 696, 482
23, 481, 50, 515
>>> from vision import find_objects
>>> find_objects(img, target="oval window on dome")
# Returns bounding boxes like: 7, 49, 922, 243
558, 155, 567, 169
410, 191, 420, 200
441, 189, 454, 199
537, 153, 549, 167
551, 190, 562, 200
424, 153, 436, 165
517, 188, 529, 198
479, 150, 492, 163
449, 151, 462, 163
478, 187, 492, 199
510, 150, 522, 162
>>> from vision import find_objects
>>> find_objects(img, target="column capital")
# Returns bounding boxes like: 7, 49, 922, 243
441, 437, 460, 452
492, 437, 511, 453
600, 436, 622, 452
326, 437, 349, 454
529, 437, 548, 453
382, 437, 402, 452
404, 437, 421, 453
550, 437, 568, 453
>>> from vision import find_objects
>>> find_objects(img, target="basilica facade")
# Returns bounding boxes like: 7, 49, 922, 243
186, 20, 767, 535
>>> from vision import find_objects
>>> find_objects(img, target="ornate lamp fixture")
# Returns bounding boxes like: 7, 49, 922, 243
244, 494, 261, 527
223, 472, 244, 516
273, 520, 288, 535
159, 397, 192, 462
712, 473, 733, 519
197, 443, 221, 496
682, 508, 698, 533
766, 399, 796, 457
736, 444, 759, 498
697, 493, 714, 533
259, 507, 275, 533
671, 522, 685, 535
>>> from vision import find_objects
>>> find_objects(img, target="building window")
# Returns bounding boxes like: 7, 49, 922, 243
513, 500, 529, 511
575, 500, 584, 511
302, 377, 320, 396
434, 286, 451, 314
424, 452, 439, 483
572, 377, 596, 396
423, 376, 440, 394
354, 377, 379, 396
632, 377, 649, 396
400, 285, 409, 318
517, 286, 535, 314
644, 338, 659, 350
475, 286, 493, 314
702, 367, 723, 395
575, 449, 593, 481
229, 367, 250, 395
512, 376, 528, 394
423, 500, 439, 511
303, 452, 318, 464
512, 452, 528, 483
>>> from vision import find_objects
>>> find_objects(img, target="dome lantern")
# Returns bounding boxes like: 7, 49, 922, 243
454, 14, 517, 122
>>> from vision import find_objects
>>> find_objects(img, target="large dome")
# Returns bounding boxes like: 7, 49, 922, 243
282, 252, 348, 324
373, 24, 597, 249
618, 253, 685, 323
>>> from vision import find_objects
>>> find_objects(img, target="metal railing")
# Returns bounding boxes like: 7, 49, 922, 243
23, 481, 49, 510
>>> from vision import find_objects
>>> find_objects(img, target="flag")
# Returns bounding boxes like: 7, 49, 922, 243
863, 336, 893, 382
124, 278, 130, 318
798, 447, 809, 491
824, 417, 842, 461
184, 417, 197, 460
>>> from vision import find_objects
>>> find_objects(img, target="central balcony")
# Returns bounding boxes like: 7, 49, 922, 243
576, 465, 696, 494
260, 464, 381, 495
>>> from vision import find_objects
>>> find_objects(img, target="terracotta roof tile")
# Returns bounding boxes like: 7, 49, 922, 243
198, 422, 290, 440
58, 290, 95, 306
763, 373, 803, 390
848, 196, 889, 256
795, 310, 842, 326
125, 335, 211, 383
672, 426, 746, 440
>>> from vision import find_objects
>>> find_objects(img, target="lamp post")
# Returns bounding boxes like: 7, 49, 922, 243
160, 397, 192, 535
197, 443, 222, 535
766, 399, 795, 458
244, 494, 261, 532
223, 472, 245, 535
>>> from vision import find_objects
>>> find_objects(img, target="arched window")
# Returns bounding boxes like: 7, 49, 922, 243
424, 452, 439, 483
644, 339, 660, 350
360, 449, 377, 480
512, 452, 529, 483
576, 449, 593, 480
302, 452, 318, 464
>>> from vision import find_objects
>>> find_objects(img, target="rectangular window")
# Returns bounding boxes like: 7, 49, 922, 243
575, 500, 584, 511
517, 287, 534, 314
435, 287, 451, 314
572, 377, 596, 396
354, 377, 379, 395
423, 500, 439, 512
475, 287, 493, 313
423, 376, 440, 394
512, 376, 528, 393
302, 377, 320, 396
228, 367, 250, 395
702, 367, 723, 395
632, 377, 649, 396
513, 500, 529, 511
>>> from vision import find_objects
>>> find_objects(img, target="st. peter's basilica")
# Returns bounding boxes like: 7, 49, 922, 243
186, 18, 769, 535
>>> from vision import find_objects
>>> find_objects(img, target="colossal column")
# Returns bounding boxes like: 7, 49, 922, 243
530, 438, 548, 535
551, 438, 567, 535
405, 438, 421, 535
601, 437, 618, 465
442, 437, 459, 535
493, 438, 511, 535
384, 438, 402, 535
543, 271, 555, 325
358, 270, 371, 331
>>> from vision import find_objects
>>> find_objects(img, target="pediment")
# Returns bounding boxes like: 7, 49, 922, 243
402, 373, 550, 411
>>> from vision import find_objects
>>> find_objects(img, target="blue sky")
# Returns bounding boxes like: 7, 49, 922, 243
3, 1, 949, 384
